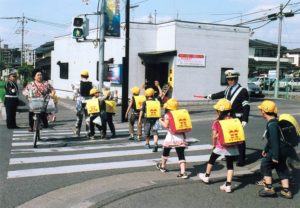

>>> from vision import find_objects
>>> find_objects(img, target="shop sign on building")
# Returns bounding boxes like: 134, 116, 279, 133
176, 53, 206, 67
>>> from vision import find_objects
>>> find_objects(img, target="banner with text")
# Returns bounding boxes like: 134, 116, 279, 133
177, 53, 206, 67
104, 0, 120, 37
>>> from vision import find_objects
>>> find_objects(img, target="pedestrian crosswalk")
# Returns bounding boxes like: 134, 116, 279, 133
8, 127, 214, 179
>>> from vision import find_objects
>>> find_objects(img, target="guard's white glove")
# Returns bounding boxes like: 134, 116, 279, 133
207, 94, 212, 100
241, 121, 247, 128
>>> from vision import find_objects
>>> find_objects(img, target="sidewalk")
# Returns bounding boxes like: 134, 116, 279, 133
17, 155, 264, 208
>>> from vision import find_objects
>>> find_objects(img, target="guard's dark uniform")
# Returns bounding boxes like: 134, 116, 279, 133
211, 83, 250, 165
4, 79, 19, 129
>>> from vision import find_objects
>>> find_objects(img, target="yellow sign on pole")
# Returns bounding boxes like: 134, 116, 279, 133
168, 68, 174, 88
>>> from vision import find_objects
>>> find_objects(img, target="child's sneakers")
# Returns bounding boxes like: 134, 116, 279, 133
198, 173, 210, 184
280, 189, 292, 199
220, 183, 232, 193
144, 143, 151, 149
155, 163, 168, 173
152, 144, 158, 152
177, 172, 189, 179
258, 187, 276, 197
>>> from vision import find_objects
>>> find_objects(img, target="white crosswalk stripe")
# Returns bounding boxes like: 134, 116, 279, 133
8, 127, 213, 179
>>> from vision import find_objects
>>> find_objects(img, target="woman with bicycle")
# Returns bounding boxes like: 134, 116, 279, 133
22, 69, 55, 132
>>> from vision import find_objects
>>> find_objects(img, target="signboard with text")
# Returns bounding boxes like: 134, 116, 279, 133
176, 53, 206, 67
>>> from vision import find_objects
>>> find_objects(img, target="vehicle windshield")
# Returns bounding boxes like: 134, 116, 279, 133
249, 77, 259, 82
280, 78, 292, 82
248, 83, 257, 88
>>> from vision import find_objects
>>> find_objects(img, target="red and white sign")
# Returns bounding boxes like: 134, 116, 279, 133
177, 53, 206, 67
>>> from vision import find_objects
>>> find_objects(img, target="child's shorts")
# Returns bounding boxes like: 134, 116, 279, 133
144, 118, 158, 137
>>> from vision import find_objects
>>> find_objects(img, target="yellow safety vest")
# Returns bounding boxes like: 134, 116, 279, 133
86, 98, 100, 115
145, 100, 161, 118
168, 109, 192, 133
134, 95, 146, 110
105, 100, 117, 113
219, 118, 245, 145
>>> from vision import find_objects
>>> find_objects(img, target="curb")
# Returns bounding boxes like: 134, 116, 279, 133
16, 160, 262, 208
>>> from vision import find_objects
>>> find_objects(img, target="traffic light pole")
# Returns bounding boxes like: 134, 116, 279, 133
98, 0, 105, 90
121, 0, 130, 122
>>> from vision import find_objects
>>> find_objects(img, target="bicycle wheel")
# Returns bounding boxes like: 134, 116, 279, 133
33, 113, 40, 148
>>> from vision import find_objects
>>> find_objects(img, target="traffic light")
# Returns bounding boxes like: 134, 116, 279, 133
72, 16, 89, 39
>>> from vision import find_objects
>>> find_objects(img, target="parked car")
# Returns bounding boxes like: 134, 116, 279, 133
273, 77, 300, 91
248, 77, 275, 90
247, 82, 264, 97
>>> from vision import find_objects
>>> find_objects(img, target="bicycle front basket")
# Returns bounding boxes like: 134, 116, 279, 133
28, 98, 45, 112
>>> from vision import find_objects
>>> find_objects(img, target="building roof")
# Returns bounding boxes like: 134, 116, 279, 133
138, 50, 177, 58
34, 41, 54, 54
286, 48, 300, 54
249, 39, 287, 51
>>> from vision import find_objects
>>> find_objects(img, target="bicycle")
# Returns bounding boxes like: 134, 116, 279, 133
28, 95, 51, 148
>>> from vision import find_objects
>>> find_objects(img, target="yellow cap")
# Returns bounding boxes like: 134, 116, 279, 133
145, 88, 155, 97
90, 88, 99, 95
258, 100, 278, 114
163, 98, 178, 111
80, 70, 89, 76
131, 86, 140, 95
213, 98, 232, 111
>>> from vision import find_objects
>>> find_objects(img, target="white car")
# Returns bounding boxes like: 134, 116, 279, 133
274, 77, 300, 91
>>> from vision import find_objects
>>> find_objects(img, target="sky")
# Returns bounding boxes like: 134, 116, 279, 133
0, 0, 300, 50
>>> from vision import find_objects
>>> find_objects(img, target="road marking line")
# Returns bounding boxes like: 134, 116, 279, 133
7, 155, 214, 179
10, 144, 211, 164
11, 138, 202, 154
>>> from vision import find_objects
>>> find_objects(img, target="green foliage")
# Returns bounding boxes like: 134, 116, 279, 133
18, 64, 33, 87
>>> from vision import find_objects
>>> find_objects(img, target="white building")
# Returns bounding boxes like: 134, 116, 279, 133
284, 48, 300, 67
51, 20, 250, 101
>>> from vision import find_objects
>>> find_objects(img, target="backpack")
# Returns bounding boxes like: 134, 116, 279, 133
278, 114, 300, 147
217, 117, 245, 146
167, 109, 192, 134
80, 81, 93, 97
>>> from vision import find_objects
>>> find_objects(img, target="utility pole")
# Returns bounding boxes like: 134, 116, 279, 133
98, 0, 105, 90
274, 4, 283, 98
154, 10, 157, 24
121, 0, 130, 122
21, 14, 25, 66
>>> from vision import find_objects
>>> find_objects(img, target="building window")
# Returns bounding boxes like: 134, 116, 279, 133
220, 67, 233, 86
58, 62, 69, 79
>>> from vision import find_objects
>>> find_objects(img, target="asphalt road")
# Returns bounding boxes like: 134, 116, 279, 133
0, 98, 299, 208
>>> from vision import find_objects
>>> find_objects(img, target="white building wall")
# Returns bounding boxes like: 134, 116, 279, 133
51, 29, 124, 98
51, 21, 250, 101
173, 22, 250, 101
285, 53, 300, 66
129, 23, 157, 88
156, 22, 176, 51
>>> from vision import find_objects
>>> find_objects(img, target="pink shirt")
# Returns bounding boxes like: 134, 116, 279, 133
23, 81, 54, 98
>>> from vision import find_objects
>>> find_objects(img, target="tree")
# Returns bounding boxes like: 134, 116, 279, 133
18, 64, 33, 87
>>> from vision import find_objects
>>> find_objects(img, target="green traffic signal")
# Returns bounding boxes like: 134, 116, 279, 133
73, 28, 83, 38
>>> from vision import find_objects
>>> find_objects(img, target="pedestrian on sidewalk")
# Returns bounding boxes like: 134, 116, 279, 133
125, 86, 144, 141
198, 99, 239, 193
72, 70, 95, 136
138, 81, 163, 152
86, 88, 105, 140
23, 69, 54, 132
102, 88, 117, 138
156, 98, 189, 179
206, 69, 250, 167
4, 70, 19, 129
257, 100, 292, 199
